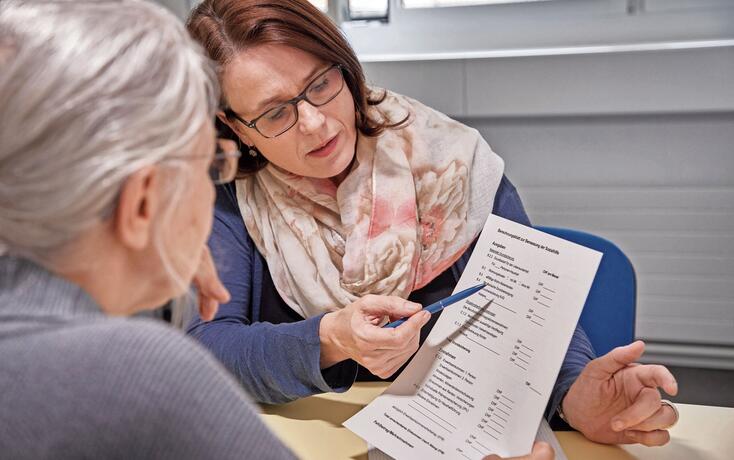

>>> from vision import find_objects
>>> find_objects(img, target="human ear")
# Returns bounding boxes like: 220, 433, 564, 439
113, 165, 160, 251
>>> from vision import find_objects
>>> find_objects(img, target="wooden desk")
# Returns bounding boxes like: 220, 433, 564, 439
260, 382, 734, 460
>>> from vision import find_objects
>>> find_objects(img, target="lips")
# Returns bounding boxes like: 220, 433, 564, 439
307, 133, 339, 158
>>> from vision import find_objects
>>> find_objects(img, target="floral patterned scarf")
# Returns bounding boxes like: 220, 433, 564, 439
236, 91, 504, 318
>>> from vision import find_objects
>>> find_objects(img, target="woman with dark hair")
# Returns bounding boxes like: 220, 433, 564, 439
186, 0, 679, 455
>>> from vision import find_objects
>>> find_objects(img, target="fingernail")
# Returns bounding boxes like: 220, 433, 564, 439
612, 420, 624, 431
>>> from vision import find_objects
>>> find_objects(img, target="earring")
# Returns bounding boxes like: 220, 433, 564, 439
237, 137, 257, 157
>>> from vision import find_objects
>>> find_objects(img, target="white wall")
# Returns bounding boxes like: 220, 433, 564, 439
354, 3, 734, 368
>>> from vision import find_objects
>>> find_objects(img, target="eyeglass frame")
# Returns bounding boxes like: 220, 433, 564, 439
209, 146, 242, 185
162, 148, 242, 185
222, 63, 345, 139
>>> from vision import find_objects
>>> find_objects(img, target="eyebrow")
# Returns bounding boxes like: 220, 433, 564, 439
250, 64, 331, 115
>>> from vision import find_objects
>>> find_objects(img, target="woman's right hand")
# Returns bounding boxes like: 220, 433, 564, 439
319, 295, 431, 377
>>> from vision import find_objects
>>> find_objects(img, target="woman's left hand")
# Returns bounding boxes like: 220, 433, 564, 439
192, 246, 230, 321
560, 340, 679, 446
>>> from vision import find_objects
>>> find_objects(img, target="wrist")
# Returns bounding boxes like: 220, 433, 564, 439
559, 388, 583, 432
319, 311, 348, 369
559, 387, 589, 435
558, 392, 569, 423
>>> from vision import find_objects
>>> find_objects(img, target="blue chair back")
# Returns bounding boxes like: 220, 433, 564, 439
536, 226, 636, 356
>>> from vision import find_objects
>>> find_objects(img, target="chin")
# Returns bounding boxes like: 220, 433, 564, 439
326, 144, 355, 178
332, 156, 353, 177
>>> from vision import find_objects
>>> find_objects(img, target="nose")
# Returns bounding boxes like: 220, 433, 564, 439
296, 100, 326, 135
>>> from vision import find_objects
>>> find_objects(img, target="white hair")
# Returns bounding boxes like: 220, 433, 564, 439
0, 0, 218, 263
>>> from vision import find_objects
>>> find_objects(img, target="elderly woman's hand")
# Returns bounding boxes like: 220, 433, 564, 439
560, 341, 679, 446
319, 295, 431, 377
192, 246, 230, 321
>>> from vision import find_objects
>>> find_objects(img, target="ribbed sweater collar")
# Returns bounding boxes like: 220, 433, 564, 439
0, 255, 102, 320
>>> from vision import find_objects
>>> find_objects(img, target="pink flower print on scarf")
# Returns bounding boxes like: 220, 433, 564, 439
368, 197, 417, 240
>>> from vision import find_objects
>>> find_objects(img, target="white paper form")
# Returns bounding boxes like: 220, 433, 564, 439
345, 214, 602, 459
368, 419, 568, 460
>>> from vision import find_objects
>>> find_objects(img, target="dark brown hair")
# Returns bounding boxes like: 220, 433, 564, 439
187, 0, 408, 175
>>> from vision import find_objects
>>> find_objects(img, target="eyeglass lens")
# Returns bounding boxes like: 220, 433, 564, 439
256, 66, 343, 138
209, 153, 239, 184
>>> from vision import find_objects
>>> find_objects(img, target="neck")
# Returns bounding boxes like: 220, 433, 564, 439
330, 168, 350, 187
49, 231, 160, 317
59, 258, 147, 317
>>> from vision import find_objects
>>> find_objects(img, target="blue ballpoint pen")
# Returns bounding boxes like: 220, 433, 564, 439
383, 281, 487, 328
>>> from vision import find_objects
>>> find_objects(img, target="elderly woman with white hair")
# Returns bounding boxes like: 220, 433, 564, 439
0, 0, 295, 458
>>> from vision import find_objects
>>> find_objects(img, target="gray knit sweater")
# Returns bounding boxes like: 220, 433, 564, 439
0, 256, 296, 459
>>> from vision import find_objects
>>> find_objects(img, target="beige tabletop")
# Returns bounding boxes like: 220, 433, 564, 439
260, 382, 734, 460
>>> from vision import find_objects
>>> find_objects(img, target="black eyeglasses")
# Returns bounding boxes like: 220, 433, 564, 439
224, 64, 345, 139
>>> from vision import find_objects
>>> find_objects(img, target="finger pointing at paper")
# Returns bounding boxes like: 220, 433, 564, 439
319, 295, 431, 378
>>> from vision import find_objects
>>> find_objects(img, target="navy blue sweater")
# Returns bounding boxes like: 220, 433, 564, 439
187, 176, 595, 422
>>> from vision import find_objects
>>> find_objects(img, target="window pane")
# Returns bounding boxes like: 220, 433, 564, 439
403, 0, 549, 8
349, 0, 389, 19
308, 0, 328, 12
